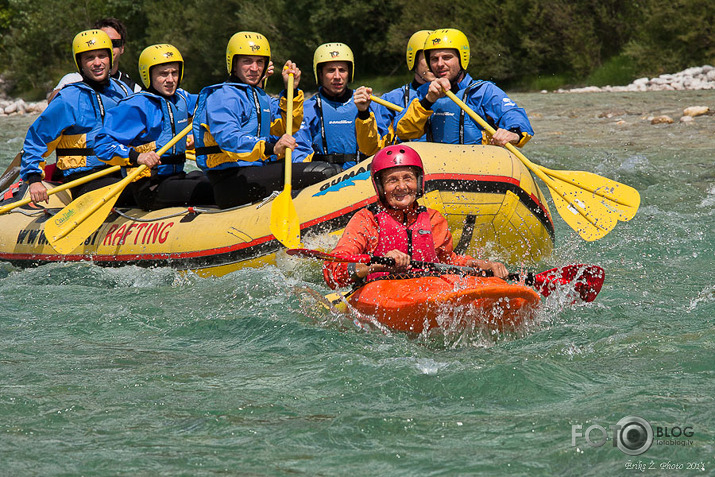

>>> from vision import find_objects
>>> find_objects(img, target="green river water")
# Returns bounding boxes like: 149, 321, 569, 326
0, 90, 713, 476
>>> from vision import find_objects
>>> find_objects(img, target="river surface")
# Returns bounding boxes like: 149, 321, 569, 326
1, 90, 713, 475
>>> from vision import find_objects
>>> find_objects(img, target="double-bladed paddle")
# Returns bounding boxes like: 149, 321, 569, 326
45, 123, 193, 254
269, 72, 301, 248
442, 89, 640, 241
286, 248, 604, 302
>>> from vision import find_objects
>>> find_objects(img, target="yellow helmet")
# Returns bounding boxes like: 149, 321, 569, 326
313, 43, 354, 84
226, 31, 271, 76
405, 30, 432, 71
423, 28, 470, 72
138, 44, 184, 89
72, 29, 113, 73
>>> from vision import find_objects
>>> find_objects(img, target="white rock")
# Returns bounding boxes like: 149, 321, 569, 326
4, 103, 17, 114
683, 106, 709, 117
651, 115, 674, 124
682, 66, 703, 76
680, 115, 694, 123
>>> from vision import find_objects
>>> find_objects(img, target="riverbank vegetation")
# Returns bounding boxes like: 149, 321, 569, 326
0, 0, 712, 99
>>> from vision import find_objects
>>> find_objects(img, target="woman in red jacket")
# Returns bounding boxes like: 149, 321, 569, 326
323, 144, 508, 288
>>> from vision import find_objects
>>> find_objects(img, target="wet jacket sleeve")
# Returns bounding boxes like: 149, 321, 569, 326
356, 109, 394, 157
322, 208, 380, 289
20, 98, 74, 182
395, 98, 433, 142
472, 83, 534, 147
94, 99, 158, 166
291, 112, 317, 163
206, 87, 270, 163
270, 89, 304, 137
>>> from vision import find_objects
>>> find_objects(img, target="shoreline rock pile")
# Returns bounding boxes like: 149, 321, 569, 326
0, 76, 48, 117
554, 65, 715, 93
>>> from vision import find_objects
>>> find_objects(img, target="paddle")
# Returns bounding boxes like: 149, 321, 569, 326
269, 72, 301, 248
442, 89, 640, 241
45, 123, 193, 254
0, 165, 121, 215
0, 151, 22, 192
286, 248, 604, 302
370, 95, 403, 113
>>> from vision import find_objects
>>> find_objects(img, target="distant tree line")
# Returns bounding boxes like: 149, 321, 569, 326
0, 0, 712, 99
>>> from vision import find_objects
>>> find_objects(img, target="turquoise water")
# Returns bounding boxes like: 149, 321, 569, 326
1, 91, 713, 475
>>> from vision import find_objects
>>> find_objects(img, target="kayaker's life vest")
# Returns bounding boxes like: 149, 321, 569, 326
55, 79, 130, 175
193, 82, 272, 171
368, 205, 439, 281
131, 90, 190, 177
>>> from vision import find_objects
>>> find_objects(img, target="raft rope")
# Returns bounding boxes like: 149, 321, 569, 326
111, 204, 246, 222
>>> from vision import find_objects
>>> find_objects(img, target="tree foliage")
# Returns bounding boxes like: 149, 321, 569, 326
0, 0, 712, 98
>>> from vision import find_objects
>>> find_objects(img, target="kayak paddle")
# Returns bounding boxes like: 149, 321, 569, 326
45, 123, 193, 254
443, 89, 640, 242
286, 248, 604, 302
269, 72, 301, 249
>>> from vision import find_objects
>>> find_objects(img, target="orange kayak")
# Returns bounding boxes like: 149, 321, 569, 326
328, 274, 541, 334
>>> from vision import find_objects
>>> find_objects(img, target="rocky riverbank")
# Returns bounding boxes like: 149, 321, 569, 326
0, 76, 47, 117
554, 65, 715, 93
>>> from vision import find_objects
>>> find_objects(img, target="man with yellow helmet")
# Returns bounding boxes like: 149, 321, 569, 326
395, 28, 534, 148
94, 44, 214, 210
20, 29, 133, 205
357, 30, 437, 153
292, 42, 389, 170
48, 18, 141, 102
192, 32, 334, 209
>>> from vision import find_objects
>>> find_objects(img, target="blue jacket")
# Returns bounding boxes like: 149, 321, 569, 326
395, 73, 534, 147
94, 89, 196, 177
377, 81, 426, 142
293, 88, 388, 169
21, 79, 130, 182
192, 81, 302, 171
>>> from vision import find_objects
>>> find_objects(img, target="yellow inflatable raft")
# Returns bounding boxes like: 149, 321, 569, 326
0, 143, 554, 276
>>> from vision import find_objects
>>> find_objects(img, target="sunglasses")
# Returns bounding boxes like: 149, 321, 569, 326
111, 39, 124, 48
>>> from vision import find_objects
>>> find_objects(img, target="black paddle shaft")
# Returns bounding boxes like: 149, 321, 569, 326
367, 256, 535, 284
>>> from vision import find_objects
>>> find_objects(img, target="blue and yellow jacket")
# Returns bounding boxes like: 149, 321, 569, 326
292, 88, 388, 169
94, 89, 196, 179
358, 80, 428, 154
395, 73, 534, 147
20, 79, 130, 183
192, 81, 303, 172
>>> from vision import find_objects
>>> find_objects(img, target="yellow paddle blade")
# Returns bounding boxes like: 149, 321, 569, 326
270, 187, 301, 249
542, 168, 641, 221
45, 184, 121, 254
545, 176, 619, 241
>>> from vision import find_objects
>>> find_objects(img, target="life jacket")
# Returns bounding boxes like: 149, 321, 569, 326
310, 89, 363, 166
424, 74, 485, 145
193, 82, 272, 170
367, 204, 439, 281
55, 79, 130, 175
131, 90, 190, 177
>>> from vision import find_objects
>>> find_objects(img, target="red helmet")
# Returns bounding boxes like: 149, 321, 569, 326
371, 145, 425, 201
